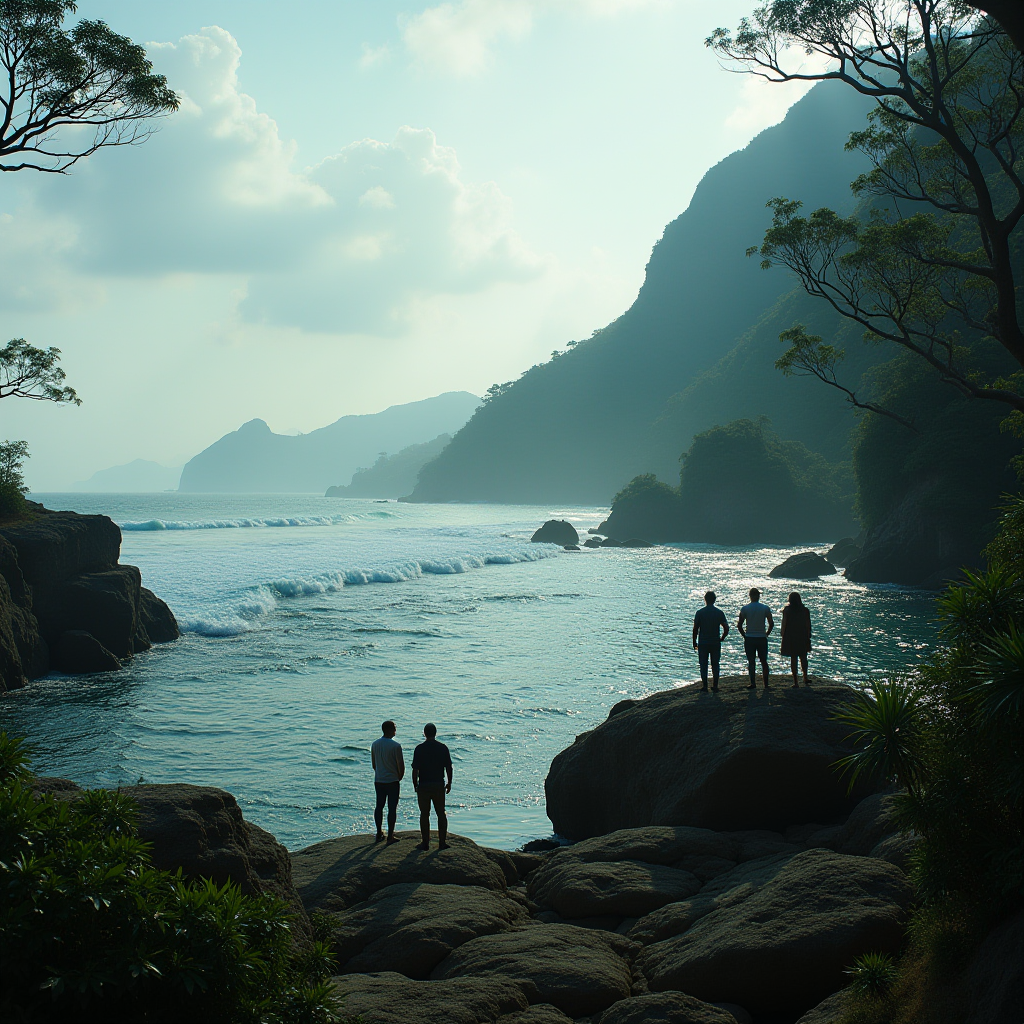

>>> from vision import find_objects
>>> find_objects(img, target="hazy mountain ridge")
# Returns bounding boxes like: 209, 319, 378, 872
178, 393, 480, 493
409, 84, 876, 504
325, 433, 452, 499
73, 459, 183, 493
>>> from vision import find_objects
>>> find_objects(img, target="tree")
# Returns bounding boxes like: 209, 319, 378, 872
1, 0, 178, 174
0, 438, 29, 491
708, 2, 1024, 419
0, 337, 79, 404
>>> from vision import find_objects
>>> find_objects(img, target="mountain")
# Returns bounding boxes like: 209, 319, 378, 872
178, 393, 480, 493
409, 83, 876, 504
73, 459, 182, 493
325, 434, 452, 498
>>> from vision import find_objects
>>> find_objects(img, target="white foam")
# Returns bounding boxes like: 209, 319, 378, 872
120, 511, 395, 531
179, 546, 559, 637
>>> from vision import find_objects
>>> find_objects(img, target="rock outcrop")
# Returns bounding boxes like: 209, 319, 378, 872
769, 551, 837, 579
0, 506, 178, 691
531, 521, 580, 546
545, 679, 877, 841
824, 537, 861, 566
595, 992, 739, 1024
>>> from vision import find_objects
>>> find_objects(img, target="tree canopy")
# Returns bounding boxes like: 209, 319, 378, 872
0, 337, 79, 404
0, 0, 178, 174
709, 1, 1024, 418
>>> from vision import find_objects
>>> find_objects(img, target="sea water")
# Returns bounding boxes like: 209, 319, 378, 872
0, 494, 936, 850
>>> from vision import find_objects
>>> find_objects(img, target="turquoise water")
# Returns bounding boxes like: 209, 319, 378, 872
0, 494, 936, 850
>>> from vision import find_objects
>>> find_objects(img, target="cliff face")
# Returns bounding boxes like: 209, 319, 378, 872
0, 506, 179, 692
409, 84, 875, 504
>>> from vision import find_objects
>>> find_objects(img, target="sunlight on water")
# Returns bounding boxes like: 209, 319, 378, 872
1, 494, 936, 850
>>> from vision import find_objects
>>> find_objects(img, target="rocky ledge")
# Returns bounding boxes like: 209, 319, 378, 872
27, 680, 1023, 1023
0, 505, 178, 691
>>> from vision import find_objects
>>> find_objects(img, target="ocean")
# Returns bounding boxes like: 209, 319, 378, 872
0, 494, 936, 850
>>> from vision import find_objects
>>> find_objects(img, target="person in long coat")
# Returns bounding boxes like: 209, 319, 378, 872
780, 591, 812, 686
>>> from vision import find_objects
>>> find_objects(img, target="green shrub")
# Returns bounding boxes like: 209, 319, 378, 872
0, 732, 340, 1024
0, 480, 26, 516
846, 951, 899, 997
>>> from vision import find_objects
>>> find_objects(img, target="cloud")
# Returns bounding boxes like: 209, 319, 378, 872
400, 0, 660, 78
0, 27, 541, 335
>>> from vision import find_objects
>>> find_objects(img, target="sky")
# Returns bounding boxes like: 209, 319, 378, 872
0, 0, 818, 490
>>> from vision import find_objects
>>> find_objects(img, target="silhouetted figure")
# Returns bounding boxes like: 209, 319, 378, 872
692, 590, 729, 691
412, 723, 453, 851
780, 591, 812, 687
738, 587, 774, 689
370, 720, 405, 845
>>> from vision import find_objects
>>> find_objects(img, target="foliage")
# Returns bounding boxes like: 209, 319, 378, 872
0, 731, 340, 1024
0, 439, 30, 491
0, 0, 179, 174
0, 339, 80, 405
711, 2, 1024, 416
846, 951, 899, 998
983, 493, 1024, 577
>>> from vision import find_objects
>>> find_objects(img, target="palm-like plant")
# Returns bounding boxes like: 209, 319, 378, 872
835, 677, 929, 794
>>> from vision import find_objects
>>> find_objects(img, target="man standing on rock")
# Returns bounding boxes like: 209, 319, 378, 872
370, 720, 404, 845
412, 723, 453, 851
738, 587, 774, 689
692, 590, 729, 691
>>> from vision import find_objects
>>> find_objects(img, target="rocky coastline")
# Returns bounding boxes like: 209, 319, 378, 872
26, 676, 1023, 1023
0, 503, 178, 692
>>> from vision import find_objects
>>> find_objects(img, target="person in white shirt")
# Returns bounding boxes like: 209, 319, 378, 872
370, 720, 405, 845
737, 588, 774, 689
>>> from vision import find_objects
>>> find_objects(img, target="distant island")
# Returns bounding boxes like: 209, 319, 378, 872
178, 393, 479, 494
73, 459, 182, 493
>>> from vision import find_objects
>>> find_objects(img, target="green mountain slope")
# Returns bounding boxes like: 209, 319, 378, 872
411, 84, 874, 504
325, 434, 452, 498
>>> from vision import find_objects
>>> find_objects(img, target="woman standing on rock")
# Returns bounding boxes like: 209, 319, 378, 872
780, 592, 812, 687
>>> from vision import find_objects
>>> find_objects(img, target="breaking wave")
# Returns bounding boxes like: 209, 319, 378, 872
179, 547, 559, 637
120, 511, 395, 531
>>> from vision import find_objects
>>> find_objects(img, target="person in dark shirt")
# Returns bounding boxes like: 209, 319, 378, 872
411, 723, 453, 851
692, 590, 729, 691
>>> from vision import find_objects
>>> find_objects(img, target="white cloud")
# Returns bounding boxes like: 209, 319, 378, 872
400, 0, 661, 78
358, 42, 392, 69
0, 27, 542, 335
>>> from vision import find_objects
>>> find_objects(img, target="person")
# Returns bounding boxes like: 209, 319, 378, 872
737, 587, 774, 689
411, 722, 453, 851
370, 720, 404, 845
692, 590, 729, 691
780, 591, 812, 687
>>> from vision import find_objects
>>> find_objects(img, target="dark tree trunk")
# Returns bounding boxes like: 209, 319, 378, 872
971, 1, 1024, 51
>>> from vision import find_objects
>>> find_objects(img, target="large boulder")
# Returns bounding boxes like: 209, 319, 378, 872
498, 1005, 574, 1024
124, 784, 308, 933
596, 992, 739, 1024
769, 552, 836, 579
291, 832, 509, 913
531, 520, 579, 546
431, 923, 639, 1018
330, 882, 529, 978
51, 630, 121, 673
638, 849, 912, 1020
332, 972, 529, 1024
48, 566, 147, 659
824, 538, 861, 566
545, 680, 876, 840
794, 989, 850, 1023
528, 858, 701, 919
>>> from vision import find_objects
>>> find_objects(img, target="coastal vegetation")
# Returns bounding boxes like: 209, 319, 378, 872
0, 733, 340, 1024
600, 417, 855, 544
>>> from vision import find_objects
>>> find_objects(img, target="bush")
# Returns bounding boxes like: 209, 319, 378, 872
0, 480, 25, 516
0, 732, 340, 1024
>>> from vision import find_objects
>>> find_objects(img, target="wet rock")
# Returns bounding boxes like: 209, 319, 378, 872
531, 521, 579, 546
431, 923, 639, 1018
51, 630, 120, 673
49, 566, 145, 660
638, 849, 912, 1019
620, 538, 655, 548
332, 972, 529, 1024
769, 552, 836, 579
545, 680, 876, 840
140, 587, 179, 644
595, 992, 738, 1024
584, 538, 604, 548
330, 882, 528, 978
291, 832, 508, 913
825, 538, 861, 566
